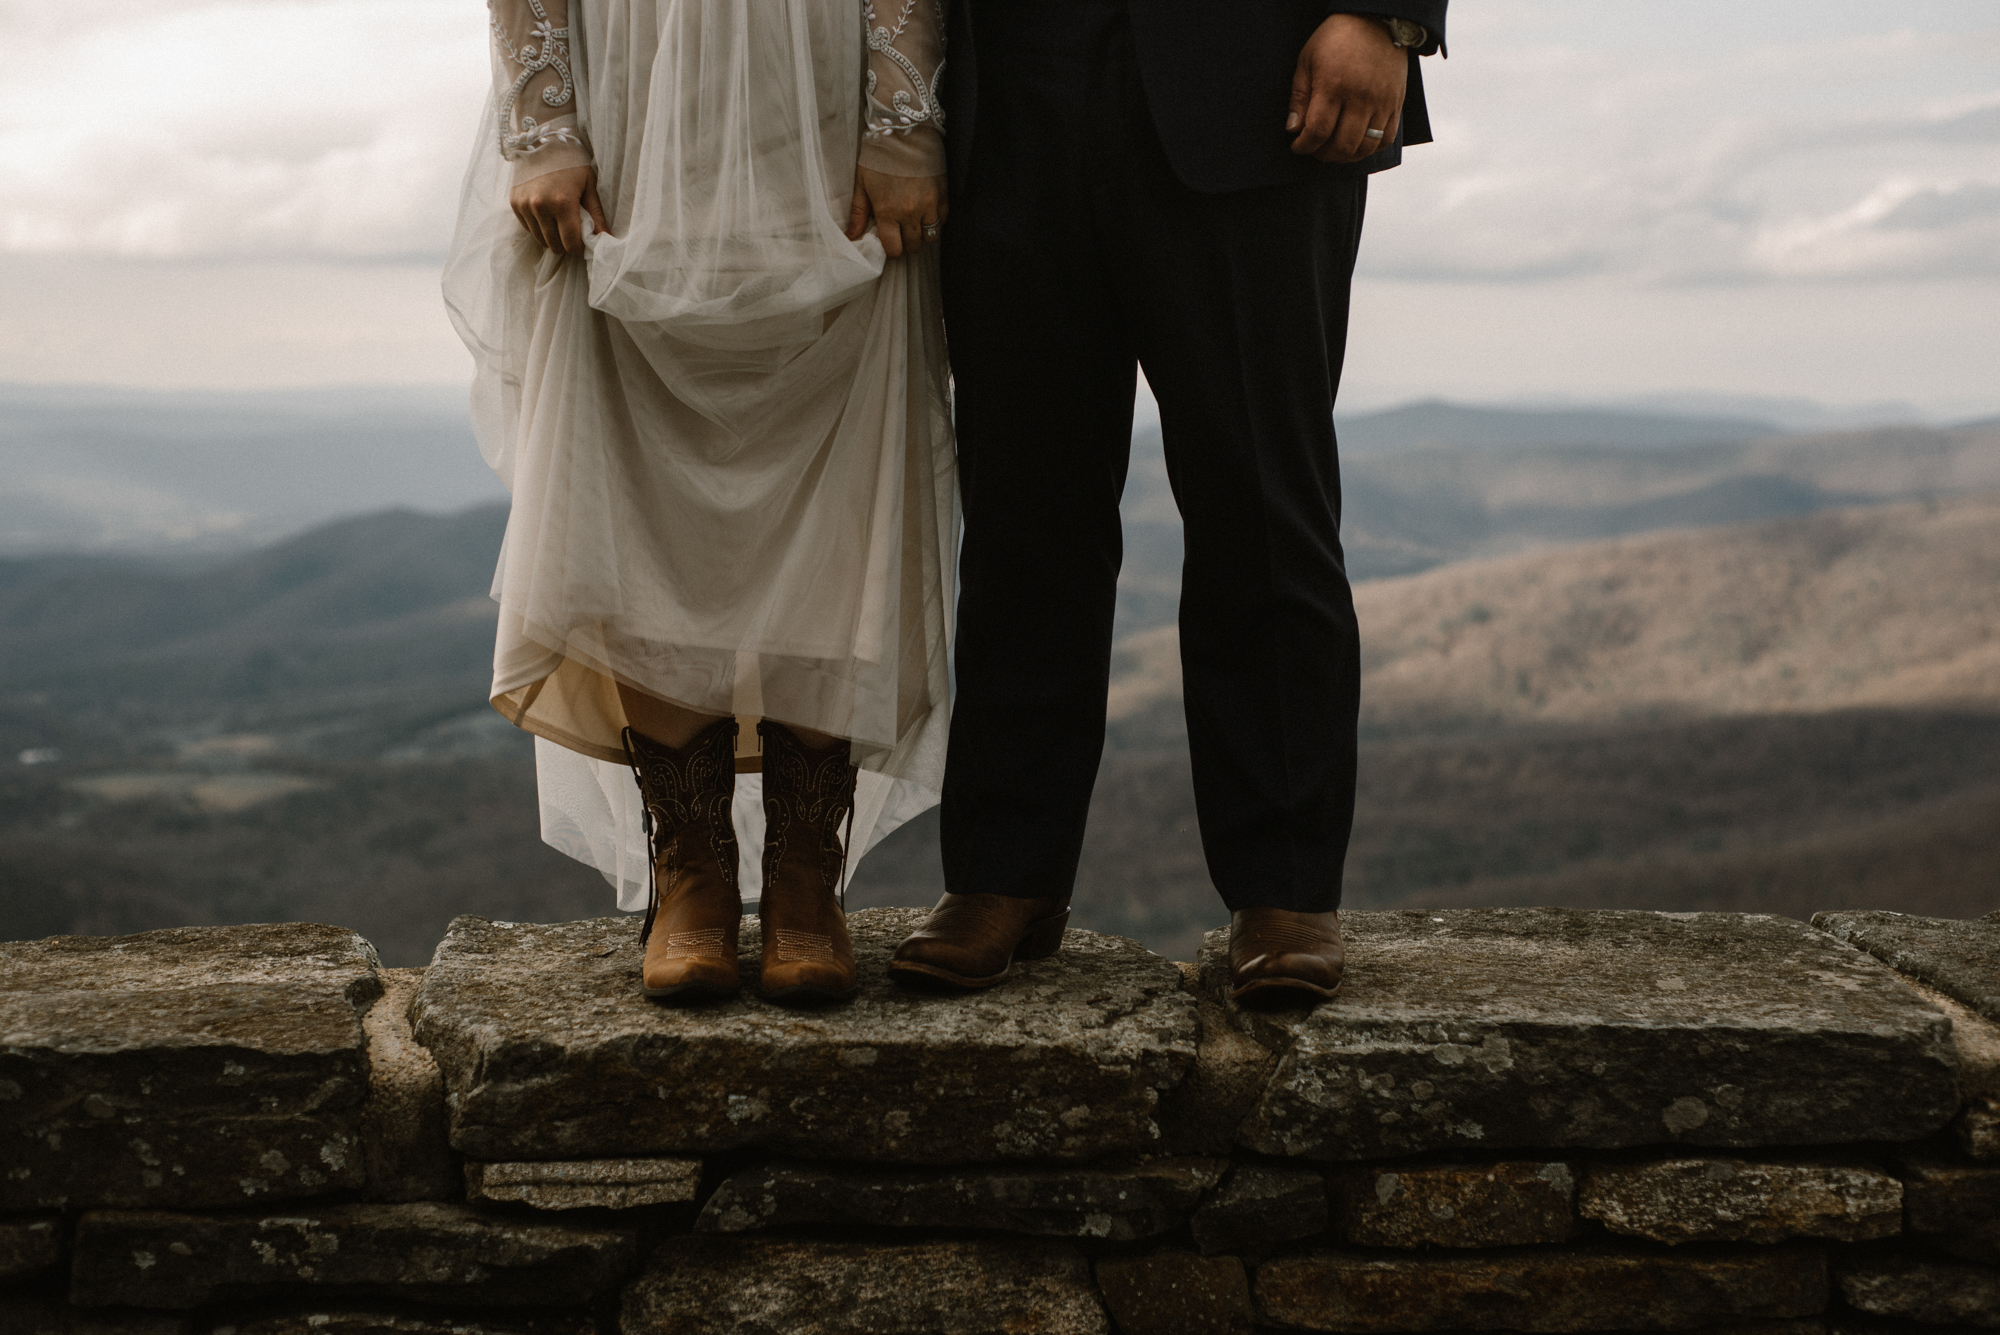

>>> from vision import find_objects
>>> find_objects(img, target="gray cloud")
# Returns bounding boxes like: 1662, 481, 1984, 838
1359, 24, 2000, 287
1928, 102, 2000, 142
1878, 180, 2000, 228
0, 0, 480, 261
5, 2, 1991, 289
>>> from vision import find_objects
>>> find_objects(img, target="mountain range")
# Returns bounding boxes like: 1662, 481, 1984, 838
1107, 491, 2000, 733
3, 396, 1996, 962
0, 383, 499, 555
1116, 415, 2000, 628
862, 491, 2000, 956
9, 379, 1986, 565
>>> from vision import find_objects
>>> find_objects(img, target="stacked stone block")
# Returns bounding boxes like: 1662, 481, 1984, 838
3, 906, 1996, 1335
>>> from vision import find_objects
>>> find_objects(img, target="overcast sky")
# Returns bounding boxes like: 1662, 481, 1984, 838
2, 0, 1995, 418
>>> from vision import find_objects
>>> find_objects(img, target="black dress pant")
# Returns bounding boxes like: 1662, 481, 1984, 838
938, 0, 1366, 913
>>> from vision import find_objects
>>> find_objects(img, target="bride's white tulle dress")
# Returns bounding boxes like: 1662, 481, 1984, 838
443, 0, 955, 907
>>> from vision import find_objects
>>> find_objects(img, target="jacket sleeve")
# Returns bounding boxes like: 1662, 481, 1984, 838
488, 0, 594, 186
860, 0, 947, 177
1327, 1, 1447, 56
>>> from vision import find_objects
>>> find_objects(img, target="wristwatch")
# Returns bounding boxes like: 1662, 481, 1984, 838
1373, 16, 1428, 49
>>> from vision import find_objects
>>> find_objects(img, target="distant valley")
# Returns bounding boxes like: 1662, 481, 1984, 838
0, 383, 500, 555
3, 394, 1996, 963
1018, 493, 2000, 956
1117, 412, 2000, 629
1109, 491, 2000, 733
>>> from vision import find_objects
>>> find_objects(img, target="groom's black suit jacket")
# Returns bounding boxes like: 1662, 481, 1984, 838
940, 1, 1447, 195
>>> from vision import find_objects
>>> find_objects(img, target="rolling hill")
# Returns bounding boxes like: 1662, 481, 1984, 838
1106, 491, 2000, 733
0, 505, 510, 763
1333, 399, 1777, 454
1116, 417, 2000, 618
868, 492, 2000, 957
5, 415, 1997, 962
0, 383, 501, 555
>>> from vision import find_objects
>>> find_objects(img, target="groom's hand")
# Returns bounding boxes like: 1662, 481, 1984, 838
848, 165, 948, 259
1287, 14, 1407, 163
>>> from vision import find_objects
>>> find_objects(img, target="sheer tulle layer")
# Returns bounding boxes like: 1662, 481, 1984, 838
445, 0, 957, 906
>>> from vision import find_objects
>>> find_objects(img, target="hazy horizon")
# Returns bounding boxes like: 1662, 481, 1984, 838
9, 382, 1995, 560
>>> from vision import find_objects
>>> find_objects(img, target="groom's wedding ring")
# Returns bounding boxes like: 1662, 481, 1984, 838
922, 223, 941, 239
1363, 127, 1386, 139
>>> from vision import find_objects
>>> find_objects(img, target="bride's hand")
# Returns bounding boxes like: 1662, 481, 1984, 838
510, 165, 611, 255
847, 165, 947, 258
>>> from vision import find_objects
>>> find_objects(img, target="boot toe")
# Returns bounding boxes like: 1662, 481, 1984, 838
1229, 948, 1343, 1004
761, 960, 858, 1002
760, 924, 857, 1002
643, 956, 740, 999
888, 933, 1008, 987
892, 932, 981, 972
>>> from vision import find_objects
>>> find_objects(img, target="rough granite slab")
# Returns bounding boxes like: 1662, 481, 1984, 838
1815, 911, 2000, 1022
1255, 1244, 1828, 1332
695, 1157, 1222, 1239
0, 1216, 61, 1279
1900, 1153, 2000, 1264
1836, 1251, 2000, 1327
1095, 1252, 1253, 1335
0, 1295, 194, 1335
1190, 1164, 1328, 1255
413, 911, 1195, 1164
465, 1159, 702, 1210
359, 970, 455, 1204
1198, 909, 1959, 1159
69, 1204, 637, 1310
1158, 990, 1279, 1157
0, 924, 383, 1210
1579, 1158, 1903, 1245
202, 1308, 595, 1335
621, 1237, 1108, 1335
1326, 1161, 1576, 1249
1887, 977, 2000, 1161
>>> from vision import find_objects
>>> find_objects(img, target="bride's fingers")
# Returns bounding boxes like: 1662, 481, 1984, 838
889, 195, 943, 255
534, 199, 562, 252
582, 181, 611, 239
846, 179, 872, 242
554, 200, 585, 254
511, 200, 540, 249
878, 204, 921, 256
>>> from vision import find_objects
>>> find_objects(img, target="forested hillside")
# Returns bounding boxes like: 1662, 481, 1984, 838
858, 495, 2000, 957
4, 412, 1996, 963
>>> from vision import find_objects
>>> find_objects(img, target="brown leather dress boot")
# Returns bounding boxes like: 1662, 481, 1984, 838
756, 720, 860, 1002
1228, 908, 1343, 1004
622, 718, 742, 1000
888, 892, 1071, 990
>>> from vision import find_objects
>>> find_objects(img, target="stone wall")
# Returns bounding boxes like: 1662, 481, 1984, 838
3, 906, 1997, 1335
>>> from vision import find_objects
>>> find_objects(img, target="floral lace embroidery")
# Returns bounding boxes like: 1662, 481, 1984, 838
490, 0, 579, 160
863, 0, 945, 140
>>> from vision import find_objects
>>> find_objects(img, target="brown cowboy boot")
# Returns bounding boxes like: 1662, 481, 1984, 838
1228, 908, 1343, 1004
888, 892, 1070, 990
622, 718, 742, 999
757, 720, 859, 1002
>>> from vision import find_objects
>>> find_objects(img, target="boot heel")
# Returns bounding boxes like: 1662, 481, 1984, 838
1013, 909, 1070, 961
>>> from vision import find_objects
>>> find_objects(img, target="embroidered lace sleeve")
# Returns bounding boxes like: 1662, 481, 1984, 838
859, 0, 946, 178
489, 0, 593, 186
